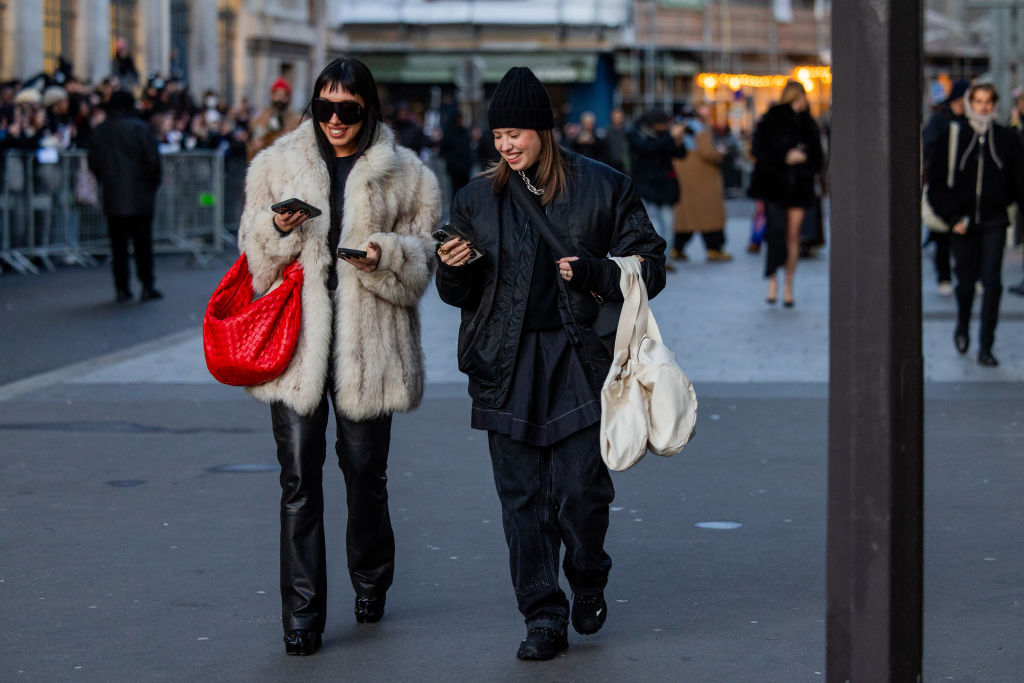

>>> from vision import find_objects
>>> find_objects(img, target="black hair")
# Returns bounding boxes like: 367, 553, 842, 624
307, 57, 383, 168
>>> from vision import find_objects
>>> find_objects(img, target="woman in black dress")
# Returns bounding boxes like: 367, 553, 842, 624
435, 67, 666, 661
748, 80, 824, 306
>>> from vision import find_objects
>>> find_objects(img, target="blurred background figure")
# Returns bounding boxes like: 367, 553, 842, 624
88, 91, 163, 303
748, 80, 823, 307
247, 77, 300, 160
628, 108, 686, 271
111, 39, 139, 91
927, 83, 1024, 367
672, 101, 732, 263
569, 111, 606, 164
922, 79, 969, 296
439, 111, 473, 200
1009, 87, 1024, 297
604, 108, 629, 174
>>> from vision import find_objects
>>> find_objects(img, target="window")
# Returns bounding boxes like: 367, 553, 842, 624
110, 0, 138, 60
42, 0, 76, 75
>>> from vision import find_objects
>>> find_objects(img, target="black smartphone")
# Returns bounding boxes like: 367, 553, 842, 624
271, 197, 322, 219
337, 247, 368, 259
432, 225, 485, 264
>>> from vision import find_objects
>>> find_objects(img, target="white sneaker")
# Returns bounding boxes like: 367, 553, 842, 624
937, 281, 953, 296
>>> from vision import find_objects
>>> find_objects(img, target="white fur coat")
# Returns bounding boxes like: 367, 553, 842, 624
237, 121, 440, 418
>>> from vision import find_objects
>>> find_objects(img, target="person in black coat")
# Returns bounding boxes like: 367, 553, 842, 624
87, 91, 163, 301
439, 111, 473, 200
927, 83, 1024, 366
748, 81, 824, 306
627, 108, 686, 270
436, 67, 665, 662
921, 79, 968, 294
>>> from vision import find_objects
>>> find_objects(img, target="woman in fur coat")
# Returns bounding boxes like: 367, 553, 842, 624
237, 57, 440, 656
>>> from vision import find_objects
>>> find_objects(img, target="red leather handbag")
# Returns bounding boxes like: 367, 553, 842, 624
203, 253, 303, 386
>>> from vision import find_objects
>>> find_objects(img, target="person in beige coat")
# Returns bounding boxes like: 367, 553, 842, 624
671, 103, 732, 262
237, 57, 440, 656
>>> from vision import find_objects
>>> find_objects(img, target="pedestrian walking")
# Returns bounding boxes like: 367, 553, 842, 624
922, 79, 969, 296
672, 102, 732, 262
748, 80, 824, 307
926, 83, 1024, 366
627, 108, 686, 271
87, 91, 163, 302
435, 66, 666, 662
1008, 88, 1024, 297
237, 57, 441, 655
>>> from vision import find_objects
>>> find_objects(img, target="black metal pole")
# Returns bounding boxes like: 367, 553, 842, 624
827, 2, 924, 681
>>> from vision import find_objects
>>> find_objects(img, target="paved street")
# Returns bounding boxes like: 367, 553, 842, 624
1, 200, 1022, 681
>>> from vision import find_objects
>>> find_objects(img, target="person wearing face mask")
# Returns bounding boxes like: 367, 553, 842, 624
748, 80, 824, 307
927, 83, 1024, 366
237, 57, 441, 656
247, 77, 301, 160
435, 67, 666, 661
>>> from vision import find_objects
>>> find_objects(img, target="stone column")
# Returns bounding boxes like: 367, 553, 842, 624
188, 0, 220, 95
14, 0, 45, 79
142, 0, 171, 79
75, 0, 113, 85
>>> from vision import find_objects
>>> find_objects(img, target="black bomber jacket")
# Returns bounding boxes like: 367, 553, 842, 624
435, 151, 667, 409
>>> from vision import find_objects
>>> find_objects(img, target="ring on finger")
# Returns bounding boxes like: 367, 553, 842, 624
439, 246, 449, 255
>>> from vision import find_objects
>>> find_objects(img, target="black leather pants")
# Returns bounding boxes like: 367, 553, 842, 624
270, 396, 394, 633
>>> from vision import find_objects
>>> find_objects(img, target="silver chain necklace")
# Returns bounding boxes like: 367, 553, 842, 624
517, 169, 545, 196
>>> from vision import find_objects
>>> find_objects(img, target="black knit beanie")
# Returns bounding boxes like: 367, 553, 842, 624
488, 67, 554, 131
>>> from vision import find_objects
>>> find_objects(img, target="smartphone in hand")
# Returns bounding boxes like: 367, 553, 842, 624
432, 225, 485, 264
271, 198, 322, 219
337, 247, 368, 259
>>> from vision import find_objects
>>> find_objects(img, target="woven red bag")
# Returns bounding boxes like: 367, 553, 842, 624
203, 253, 303, 386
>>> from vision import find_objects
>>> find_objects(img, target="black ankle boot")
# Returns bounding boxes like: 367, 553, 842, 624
571, 592, 607, 635
283, 630, 321, 656
354, 595, 386, 623
516, 626, 568, 661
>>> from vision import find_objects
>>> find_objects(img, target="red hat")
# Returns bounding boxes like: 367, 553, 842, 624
270, 78, 291, 95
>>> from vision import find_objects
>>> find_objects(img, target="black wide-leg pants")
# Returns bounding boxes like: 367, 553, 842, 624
487, 422, 614, 632
270, 396, 394, 633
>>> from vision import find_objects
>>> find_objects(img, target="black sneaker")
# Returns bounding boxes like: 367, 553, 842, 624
516, 626, 568, 661
571, 592, 607, 635
140, 288, 164, 302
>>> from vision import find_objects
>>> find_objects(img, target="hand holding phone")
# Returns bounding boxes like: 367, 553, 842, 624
271, 198, 322, 218
433, 226, 485, 266
339, 242, 380, 273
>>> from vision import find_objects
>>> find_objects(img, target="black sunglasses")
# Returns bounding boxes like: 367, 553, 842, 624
312, 98, 365, 125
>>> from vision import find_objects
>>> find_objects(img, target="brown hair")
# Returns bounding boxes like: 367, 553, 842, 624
483, 129, 568, 205
970, 83, 999, 104
779, 80, 807, 107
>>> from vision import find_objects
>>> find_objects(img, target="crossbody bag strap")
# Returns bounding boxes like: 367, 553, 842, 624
506, 173, 574, 258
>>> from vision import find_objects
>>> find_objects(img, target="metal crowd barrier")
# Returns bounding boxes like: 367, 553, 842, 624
1, 148, 228, 274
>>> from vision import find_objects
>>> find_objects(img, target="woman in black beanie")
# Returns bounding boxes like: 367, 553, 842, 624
435, 66, 667, 660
